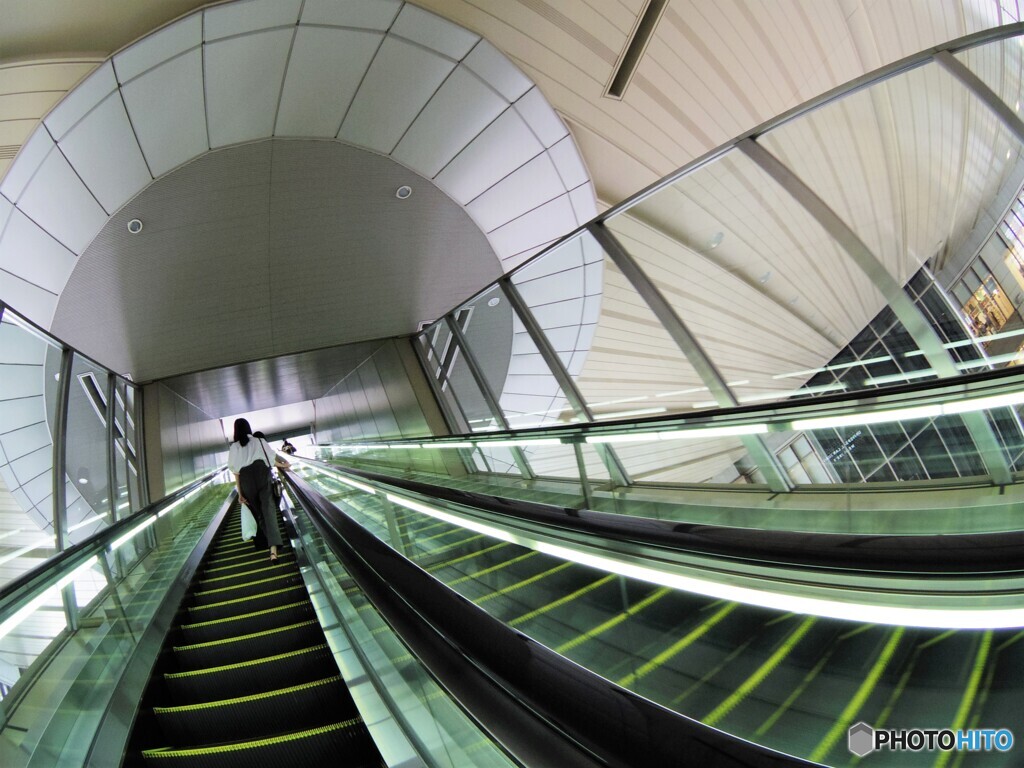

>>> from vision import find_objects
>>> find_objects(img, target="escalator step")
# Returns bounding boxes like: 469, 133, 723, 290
189, 573, 301, 606
193, 563, 291, 591
140, 718, 380, 768
153, 676, 353, 744
184, 585, 308, 623
203, 552, 294, 576
171, 621, 323, 671
163, 644, 335, 703
178, 600, 315, 645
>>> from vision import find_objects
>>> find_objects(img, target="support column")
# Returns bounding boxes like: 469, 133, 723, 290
52, 348, 73, 550
934, 51, 1024, 143
739, 137, 1013, 485
498, 278, 632, 488
588, 223, 794, 492
105, 374, 119, 522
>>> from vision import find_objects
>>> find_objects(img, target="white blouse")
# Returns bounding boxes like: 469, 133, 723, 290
228, 437, 282, 474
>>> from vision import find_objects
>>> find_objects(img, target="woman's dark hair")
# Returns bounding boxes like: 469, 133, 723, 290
253, 431, 266, 439
233, 418, 253, 446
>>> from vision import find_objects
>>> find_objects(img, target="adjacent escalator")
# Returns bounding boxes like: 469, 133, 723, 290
123, 501, 383, 768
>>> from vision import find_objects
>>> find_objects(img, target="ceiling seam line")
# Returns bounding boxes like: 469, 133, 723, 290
333, 3, 404, 139
270, 2, 304, 138
113, 79, 155, 181
430, 103, 511, 182
114, 44, 202, 89
0, 263, 63, 299
201, 12, 212, 151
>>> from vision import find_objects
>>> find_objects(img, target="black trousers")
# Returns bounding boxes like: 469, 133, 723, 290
239, 460, 282, 547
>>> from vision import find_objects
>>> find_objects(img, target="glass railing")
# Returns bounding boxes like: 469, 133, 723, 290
292, 460, 1022, 768
0, 471, 229, 767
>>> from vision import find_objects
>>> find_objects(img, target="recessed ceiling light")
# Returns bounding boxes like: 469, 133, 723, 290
78, 477, 89, 485
759, 271, 772, 284
488, 297, 500, 307
127, 219, 143, 234
708, 231, 724, 249
395, 185, 413, 200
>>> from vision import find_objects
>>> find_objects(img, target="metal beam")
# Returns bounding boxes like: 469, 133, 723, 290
587, 223, 794, 492
413, 332, 469, 434
498, 278, 633, 487
738, 137, 1013, 485
446, 314, 536, 480
934, 50, 1024, 144
52, 347, 73, 551
105, 374, 119, 522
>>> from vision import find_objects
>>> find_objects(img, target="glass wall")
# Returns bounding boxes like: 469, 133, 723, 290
0, 302, 146, 590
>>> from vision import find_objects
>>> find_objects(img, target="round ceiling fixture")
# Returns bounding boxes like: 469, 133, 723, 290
127, 218, 144, 234
395, 185, 413, 200
487, 297, 501, 307
708, 231, 724, 249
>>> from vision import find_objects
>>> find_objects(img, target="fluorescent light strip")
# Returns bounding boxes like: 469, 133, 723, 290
0, 556, 98, 642
733, 383, 848, 404
904, 327, 1024, 357
594, 407, 667, 420
957, 351, 1024, 369
0, 537, 56, 567
586, 423, 768, 444
772, 355, 893, 380
533, 542, 1024, 629
386, 494, 518, 543
111, 516, 156, 549
793, 405, 942, 431
68, 512, 110, 532
335, 476, 377, 495
863, 369, 937, 387
483, 439, 563, 447
588, 396, 650, 408
435, 442, 475, 449
655, 386, 709, 398
0, 528, 23, 543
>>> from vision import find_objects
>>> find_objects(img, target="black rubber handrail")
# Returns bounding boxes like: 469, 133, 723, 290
318, 461, 1024, 576
284, 470, 816, 768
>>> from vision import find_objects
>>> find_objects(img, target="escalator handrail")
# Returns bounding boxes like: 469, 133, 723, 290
307, 459, 1024, 576
0, 468, 223, 616
284, 469, 817, 768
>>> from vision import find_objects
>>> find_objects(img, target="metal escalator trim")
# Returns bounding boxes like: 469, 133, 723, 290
178, 600, 312, 630
190, 573, 297, 598
195, 563, 286, 585
140, 718, 363, 758
164, 644, 329, 679
186, 585, 307, 614
172, 620, 318, 652
153, 675, 342, 713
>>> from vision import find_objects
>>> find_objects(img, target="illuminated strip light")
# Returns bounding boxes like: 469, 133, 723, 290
734, 383, 848, 403
772, 355, 893, 380
0, 528, 23, 543
68, 512, 110, 532
334, 476, 377, 495
482, 439, 563, 447
0, 537, 56, 567
111, 516, 156, 549
586, 423, 768, 444
793, 404, 943, 431
655, 386, 709, 398
117, 501, 130, 510
863, 369, 937, 387
594, 407, 667, 420
433, 442, 475, 449
588, 396, 650, 407
532, 542, 1024, 629
0, 555, 99, 641
956, 351, 1024, 370
386, 494, 518, 544
904, 326, 1024, 357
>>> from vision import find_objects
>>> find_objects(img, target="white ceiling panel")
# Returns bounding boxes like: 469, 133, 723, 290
513, 239, 583, 283
503, 373, 560, 397
529, 297, 583, 330
275, 26, 383, 138
0, 270, 57, 326
507, 354, 551, 376
464, 39, 531, 102
390, 4, 478, 60
113, 14, 202, 83
467, 153, 565, 232
338, 37, 454, 154
0, 366, 42, 403
541, 325, 583, 352
10, 446, 51, 485
548, 135, 589, 189
489, 194, 577, 258
582, 295, 601, 324
43, 61, 117, 141
59, 92, 152, 213
204, 0, 302, 41
0, 196, 11, 237
205, 29, 295, 148
0, 210, 77, 293
0, 421, 50, 460
515, 86, 568, 148
300, 0, 402, 30
0, 397, 44, 433
516, 266, 585, 308
21, 469, 52, 506
121, 49, 208, 178
568, 182, 597, 224
498, 393, 552, 414
0, 128, 55, 202
501, 241, 557, 269
16, 149, 106, 254
391, 66, 507, 178
434, 108, 543, 204
584, 260, 603, 294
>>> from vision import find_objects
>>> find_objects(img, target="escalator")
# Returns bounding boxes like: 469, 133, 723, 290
297, 464, 1024, 768
122, 501, 382, 767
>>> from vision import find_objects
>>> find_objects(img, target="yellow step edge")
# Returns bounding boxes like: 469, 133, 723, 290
154, 675, 341, 713
197, 563, 292, 586
165, 643, 328, 679
191, 573, 297, 598
180, 600, 310, 630
205, 552, 294, 573
187, 585, 306, 613
141, 718, 362, 758
173, 619, 318, 652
